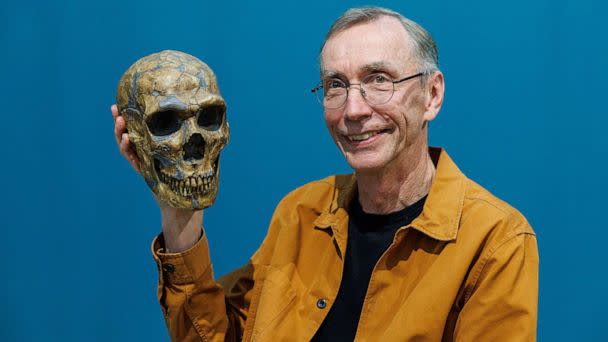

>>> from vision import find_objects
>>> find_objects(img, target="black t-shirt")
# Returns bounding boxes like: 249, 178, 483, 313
311, 195, 427, 341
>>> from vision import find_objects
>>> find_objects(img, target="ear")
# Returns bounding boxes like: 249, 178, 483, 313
422, 71, 445, 123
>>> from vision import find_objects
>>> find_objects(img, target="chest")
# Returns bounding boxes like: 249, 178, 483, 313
245, 227, 473, 341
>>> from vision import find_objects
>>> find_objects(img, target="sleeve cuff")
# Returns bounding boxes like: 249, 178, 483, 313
151, 229, 211, 285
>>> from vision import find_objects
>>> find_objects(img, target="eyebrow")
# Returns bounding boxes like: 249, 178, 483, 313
361, 61, 390, 73
321, 61, 393, 79
321, 69, 341, 79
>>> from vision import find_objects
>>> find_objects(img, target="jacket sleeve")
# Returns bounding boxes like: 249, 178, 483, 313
152, 231, 255, 342
453, 232, 539, 341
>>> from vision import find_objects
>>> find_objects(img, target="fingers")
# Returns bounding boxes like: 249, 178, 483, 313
120, 133, 140, 171
112, 104, 140, 172
114, 115, 125, 147
112, 104, 124, 147
111, 104, 118, 119
120, 132, 130, 155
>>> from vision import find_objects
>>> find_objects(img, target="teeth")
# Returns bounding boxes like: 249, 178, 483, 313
348, 131, 378, 142
156, 168, 216, 196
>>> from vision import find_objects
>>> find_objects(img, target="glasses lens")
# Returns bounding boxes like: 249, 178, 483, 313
314, 85, 325, 106
362, 74, 394, 105
322, 78, 347, 109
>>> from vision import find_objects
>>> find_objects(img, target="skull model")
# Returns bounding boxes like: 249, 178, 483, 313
116, 50, 229, 209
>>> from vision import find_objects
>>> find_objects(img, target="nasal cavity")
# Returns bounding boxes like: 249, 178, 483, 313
183, 133, 205, 160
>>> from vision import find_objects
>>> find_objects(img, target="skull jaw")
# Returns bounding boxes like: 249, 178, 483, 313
143, 158, 221, 209
153, 181, 219, 209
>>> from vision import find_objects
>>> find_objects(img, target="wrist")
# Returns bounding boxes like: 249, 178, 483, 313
160, 204, 204, 253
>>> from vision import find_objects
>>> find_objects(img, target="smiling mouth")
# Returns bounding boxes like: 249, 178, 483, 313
346, 130, 388, 142
154, 158, 217, 197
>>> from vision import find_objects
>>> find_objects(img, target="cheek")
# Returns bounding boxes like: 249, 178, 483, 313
385, 93, 426, 139
402, 93, 426, 124
323, 110, 341, 129
387, 95, 413, 125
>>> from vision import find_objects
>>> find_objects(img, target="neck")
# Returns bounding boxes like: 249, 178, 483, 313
356, 143, 435, 214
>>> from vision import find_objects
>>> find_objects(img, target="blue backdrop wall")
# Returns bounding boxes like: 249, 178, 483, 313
1, 0, 606, 340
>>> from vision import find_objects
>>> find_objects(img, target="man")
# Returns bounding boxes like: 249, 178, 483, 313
113, 6, 538, 341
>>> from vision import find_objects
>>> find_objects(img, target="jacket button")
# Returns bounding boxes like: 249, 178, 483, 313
163, 263, 175, 273
316, 298, 327, 309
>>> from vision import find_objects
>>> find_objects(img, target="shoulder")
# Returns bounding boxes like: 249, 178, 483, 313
461, 178, 534, 237
457, 179, 539, 303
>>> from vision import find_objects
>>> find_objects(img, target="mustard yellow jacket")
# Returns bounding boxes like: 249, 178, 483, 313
152, 148, 539, 341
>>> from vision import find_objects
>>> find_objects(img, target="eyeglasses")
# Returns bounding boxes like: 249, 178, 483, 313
311, 72, 425, 109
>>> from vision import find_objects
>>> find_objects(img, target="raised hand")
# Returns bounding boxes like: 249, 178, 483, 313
111, 104, 203, 252
111, 104, 140, 172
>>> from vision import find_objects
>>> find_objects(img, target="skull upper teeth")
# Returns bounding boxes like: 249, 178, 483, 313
158, 169, 215, 196
348, 132, 378, 141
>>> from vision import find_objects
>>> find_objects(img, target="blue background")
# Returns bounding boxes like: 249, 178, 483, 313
1, 0, 606, 340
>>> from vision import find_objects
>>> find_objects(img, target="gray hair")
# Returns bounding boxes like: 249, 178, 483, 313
321, 7, 439, 74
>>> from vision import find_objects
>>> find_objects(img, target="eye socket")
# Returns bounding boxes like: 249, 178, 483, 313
146, 110, 181, 136
197, 105, 225, 130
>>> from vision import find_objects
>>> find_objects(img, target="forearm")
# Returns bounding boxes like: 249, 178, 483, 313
153, 232, 236, 341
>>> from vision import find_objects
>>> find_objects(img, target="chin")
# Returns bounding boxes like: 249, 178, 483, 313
345, 155, 388, 173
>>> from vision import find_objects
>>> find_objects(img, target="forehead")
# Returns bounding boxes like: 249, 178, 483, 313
134, 67, 223, 116
321, 16, 414, 75
137, 68, 204, 95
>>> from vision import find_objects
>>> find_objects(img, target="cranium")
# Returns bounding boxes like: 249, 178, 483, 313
116, 50, 229, 209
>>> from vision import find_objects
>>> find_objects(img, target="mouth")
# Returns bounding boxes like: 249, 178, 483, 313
344, 129, 389, 143
154, 158, 218, 197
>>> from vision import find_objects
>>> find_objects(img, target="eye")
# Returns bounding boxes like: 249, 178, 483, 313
197, 105, 225, 130
146, 110, 181, 136
325, 78, 346, 89
369, 73, 390, 84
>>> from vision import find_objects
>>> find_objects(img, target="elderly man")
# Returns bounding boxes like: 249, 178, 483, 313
113, 6, 538, 341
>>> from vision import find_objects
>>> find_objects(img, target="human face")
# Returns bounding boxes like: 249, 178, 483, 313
320, 17, 436, 172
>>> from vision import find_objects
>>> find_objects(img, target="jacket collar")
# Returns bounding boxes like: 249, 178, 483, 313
313, 147, 466, 242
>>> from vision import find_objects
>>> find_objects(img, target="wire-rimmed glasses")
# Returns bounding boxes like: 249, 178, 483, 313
311, 72, 424, 109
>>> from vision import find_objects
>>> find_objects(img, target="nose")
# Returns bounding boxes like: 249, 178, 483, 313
343, 84, 372, 121
183, 133, 205, 160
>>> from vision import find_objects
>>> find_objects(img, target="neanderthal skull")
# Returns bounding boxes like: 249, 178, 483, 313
116, 50, 229, 209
